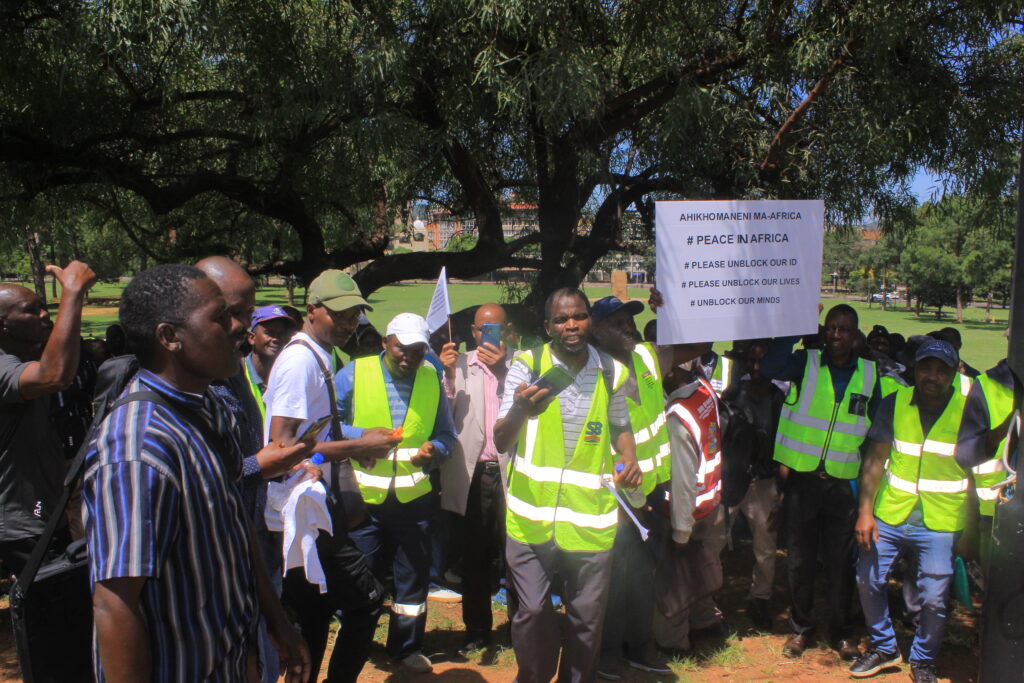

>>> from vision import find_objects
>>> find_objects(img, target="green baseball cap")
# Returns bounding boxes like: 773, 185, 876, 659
307, 270, 372, 312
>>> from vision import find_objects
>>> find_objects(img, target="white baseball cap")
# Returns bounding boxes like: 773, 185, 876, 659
386, 313, 431, 347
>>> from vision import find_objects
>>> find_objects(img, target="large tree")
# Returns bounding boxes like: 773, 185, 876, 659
1, 0, 1021, 313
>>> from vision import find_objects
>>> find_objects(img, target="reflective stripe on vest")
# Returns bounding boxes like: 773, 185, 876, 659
973, 372, 1014, 515
710, 356, 731, 394
773, 351, 875, 479
505, 345, 627, 552
874, 385, 970, 532
628, 342, 666, 495
957, 373, 971, 397
666, 377, 722, 519
351, 356, 439, 504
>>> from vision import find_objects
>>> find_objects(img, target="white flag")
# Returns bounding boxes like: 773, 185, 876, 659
426, 266, 451, 334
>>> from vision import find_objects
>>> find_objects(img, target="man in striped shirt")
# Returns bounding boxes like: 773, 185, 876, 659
82, 265, 311, 683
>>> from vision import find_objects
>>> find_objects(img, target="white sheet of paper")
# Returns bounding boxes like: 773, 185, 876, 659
655, 200, 824, 344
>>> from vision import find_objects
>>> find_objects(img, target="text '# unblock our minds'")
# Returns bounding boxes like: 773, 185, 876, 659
654, 199, 825, 345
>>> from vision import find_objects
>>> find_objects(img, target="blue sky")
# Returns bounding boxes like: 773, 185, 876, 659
910, 168, 946, 203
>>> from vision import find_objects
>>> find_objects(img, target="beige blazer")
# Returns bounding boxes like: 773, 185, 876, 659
440, 349, 513, 515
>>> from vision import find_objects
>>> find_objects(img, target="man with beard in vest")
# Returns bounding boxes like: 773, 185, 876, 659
851, 340, 976, 683
654, 358, 727, 652
761, 303, 880, 660
494, 288, 641, 683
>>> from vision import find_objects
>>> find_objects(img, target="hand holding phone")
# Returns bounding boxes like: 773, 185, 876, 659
298, 415, 333, 444
530, 365, 575, 396
480, 323, 502, 349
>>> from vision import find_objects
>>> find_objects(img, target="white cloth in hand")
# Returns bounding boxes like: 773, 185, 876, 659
265, 472, 333, 593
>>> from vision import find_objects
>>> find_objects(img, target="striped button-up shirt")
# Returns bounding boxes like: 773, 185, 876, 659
82, 370, 259, 683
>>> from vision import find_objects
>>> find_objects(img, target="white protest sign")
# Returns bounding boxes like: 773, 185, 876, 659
655, 200, 824, 344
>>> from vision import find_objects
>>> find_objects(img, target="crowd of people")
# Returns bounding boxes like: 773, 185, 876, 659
0, 258, 1013, 683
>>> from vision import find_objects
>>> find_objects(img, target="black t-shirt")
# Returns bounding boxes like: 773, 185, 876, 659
0, 350, 65, 542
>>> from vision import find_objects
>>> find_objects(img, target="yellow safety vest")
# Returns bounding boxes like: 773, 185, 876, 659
242, 356, 266, 423
973, 372, 1013, 517
773, 351, 876, 479
628, 342, 668, 494
874, 385, 969, 532
505, 345, 628, 552
880, 374, 906, 398
351, 356, 439, 504
709, 355, 732, 395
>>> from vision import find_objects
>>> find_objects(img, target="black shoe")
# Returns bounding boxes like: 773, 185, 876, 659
748, 598, 772, 631
835, 637, 860, 661
849, 648, 902, 678
457, 636, 490, 656
783, 632, 811, 659
911, 661, 938, 683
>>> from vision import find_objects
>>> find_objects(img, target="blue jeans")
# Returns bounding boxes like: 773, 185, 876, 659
856, 517, 955, 663
350, 492, 433, 659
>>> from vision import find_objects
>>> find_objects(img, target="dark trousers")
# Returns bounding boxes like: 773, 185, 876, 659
281, 526, 383, 683
461, 460, 506, 637
600, 507, 656, 662
784, 470, 857, 638
506, 538, 614, 683
350, 492, 433, 659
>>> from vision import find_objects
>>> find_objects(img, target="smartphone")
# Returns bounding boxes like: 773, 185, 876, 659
298, 415, 333, 443
530, 365, 576, 397
480, 323, 502, 349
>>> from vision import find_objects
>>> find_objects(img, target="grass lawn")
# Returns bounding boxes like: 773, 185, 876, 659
54, 279, 1007, 371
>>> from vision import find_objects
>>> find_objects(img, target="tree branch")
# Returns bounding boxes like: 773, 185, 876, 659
759, 33, 864, 181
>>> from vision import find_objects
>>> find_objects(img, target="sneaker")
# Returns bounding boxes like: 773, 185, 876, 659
911, 661, 938, 683
428, 584, 462, 603
625, 655, 672, 675
849, 649, 902, 678
401, 652, 433, 673
596, 659, 622, 680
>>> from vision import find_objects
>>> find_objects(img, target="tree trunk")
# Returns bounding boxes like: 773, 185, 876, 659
881, 275, 888, 311
906, 289, 912, 312
955, 283, 964, 323
24, 228, 46, 305
986, 291, 993, 323
286, 276, 295, 306
916, 297, 923, 317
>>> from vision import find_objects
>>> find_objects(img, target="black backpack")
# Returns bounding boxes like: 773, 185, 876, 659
10, 355, 140, 683
717, 395, 756, 509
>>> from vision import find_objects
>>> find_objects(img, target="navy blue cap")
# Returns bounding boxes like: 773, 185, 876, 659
591, 296, 644, 324
915, 339, 958, 369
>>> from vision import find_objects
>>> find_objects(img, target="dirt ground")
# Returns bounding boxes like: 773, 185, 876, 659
0, 535, 981, 682
345, 537, 980, 682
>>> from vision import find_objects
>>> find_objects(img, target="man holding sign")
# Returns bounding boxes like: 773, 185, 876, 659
761, 304, 881, 660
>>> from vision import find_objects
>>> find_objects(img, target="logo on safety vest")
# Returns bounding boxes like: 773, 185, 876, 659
583, 421, 603, 444
707, 422, 719, 453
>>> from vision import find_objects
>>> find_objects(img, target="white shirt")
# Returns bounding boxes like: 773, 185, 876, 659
262, 332, 336, 477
